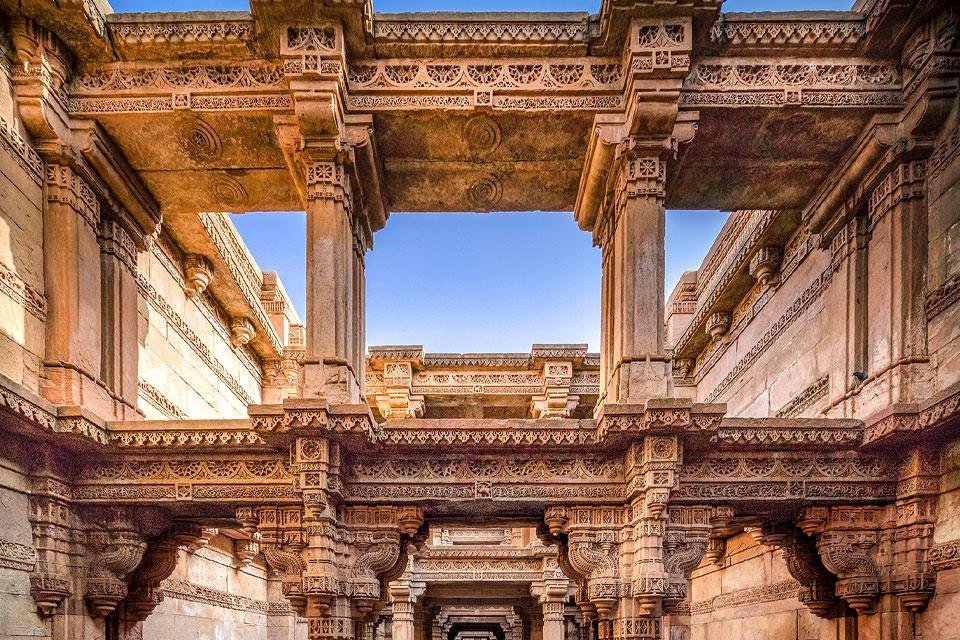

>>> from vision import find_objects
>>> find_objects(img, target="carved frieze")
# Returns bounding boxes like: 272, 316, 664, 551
108, 18, 254, 46
371, 18, 590, 45
0, 538, 38, 571
682, 59, 901, 107
775, 376, 829, 418
710, 15, 865, 49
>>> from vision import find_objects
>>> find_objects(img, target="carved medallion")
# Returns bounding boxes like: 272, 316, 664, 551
467, 175, 503, 211
463, 115, 501, 154
211, 173, 248, 209
178, 117, 222, 162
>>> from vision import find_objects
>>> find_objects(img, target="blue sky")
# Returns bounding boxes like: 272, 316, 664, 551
122, 0, 850, 352
232, 210, 727, 352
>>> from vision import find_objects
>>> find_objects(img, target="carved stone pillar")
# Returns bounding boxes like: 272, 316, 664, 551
532, 359, 578, 419
98, 214, 141, 416
531, 581, 568, 640
13, 19, 159, 422
597, 155, 669, 405
41, 163, 105, 409
628, 436, 682, 617
302, 158, 367, 403
390, 579, 425, 640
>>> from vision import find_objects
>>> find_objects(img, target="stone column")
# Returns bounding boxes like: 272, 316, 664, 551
41, 163, 105, 408
389, 579, 424, 640
98, 214, 140, 417
598, 156, 669, 405
391, 598, 416, 640
303, 159, 366, 403
541, 599, 565, 640
532, 575, 572, 640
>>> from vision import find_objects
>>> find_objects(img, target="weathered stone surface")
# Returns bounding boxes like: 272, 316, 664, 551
0, 1, 958, 639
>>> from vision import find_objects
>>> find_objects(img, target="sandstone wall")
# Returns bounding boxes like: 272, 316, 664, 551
0, 43, 46, 395
925, 110, 960, 396
137, 244, 262, 419
0, 445, 48, 640
688, 532, 846, 640
688, 103, 960, 421
917, 436, 960, 640
143, 537, 302, 640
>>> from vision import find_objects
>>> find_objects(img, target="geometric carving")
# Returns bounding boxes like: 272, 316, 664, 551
178, 118, 222, 162
463, 115, 501, 154
467, 175, 503, 211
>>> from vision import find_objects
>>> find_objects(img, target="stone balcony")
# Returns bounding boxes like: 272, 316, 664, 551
365, 344, 600, 421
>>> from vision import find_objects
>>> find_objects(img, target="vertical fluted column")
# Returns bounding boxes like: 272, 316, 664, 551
304, 160, 365, 403
98, 214, 140, 417
541, 600, 566, 640
598, 156, 669, 406
389, 574, 424, 640
41, 164, 104, 408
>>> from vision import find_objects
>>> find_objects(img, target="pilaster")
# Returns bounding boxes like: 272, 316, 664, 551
597, 153, 669, 406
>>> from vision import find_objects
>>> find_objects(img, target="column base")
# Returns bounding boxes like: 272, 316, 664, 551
302, 358, 361, 404
603, 359, 671, 408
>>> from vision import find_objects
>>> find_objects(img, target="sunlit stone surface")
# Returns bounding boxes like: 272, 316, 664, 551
0, 1, 958, 639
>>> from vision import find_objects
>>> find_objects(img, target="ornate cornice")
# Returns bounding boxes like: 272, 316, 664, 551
711, 13, 865, 49
705, 265, 836, 402
109, 422, 265, 448
107, 16, 255, 46
376, 418, 599, 447
197, 212, 283, 358
137, 273, 256, 407
160, 578, 292, 615
711, 417, 862, 447
137, 380, 187, 420
372, 15, 590, 45
0, 116, 44, 185
0, 374, 56, 431
149, 240, 262, 383
674, 210, 778, 360
862, 383, 960, 445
